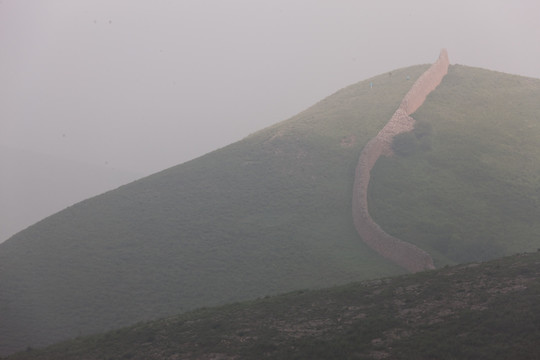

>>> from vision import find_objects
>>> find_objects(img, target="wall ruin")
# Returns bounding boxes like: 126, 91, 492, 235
352, 49, 449, 272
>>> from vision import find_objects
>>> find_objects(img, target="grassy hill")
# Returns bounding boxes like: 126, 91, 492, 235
6, 251, 540, 359
0, 65, 427, 355
369, 65, 540, 266
1, 64, 540, 356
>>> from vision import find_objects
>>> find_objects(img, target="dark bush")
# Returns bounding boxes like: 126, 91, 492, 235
413, 119, 434, 139
392, 132, 418, 156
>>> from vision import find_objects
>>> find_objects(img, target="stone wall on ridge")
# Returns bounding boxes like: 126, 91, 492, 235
352, 49, 449, 272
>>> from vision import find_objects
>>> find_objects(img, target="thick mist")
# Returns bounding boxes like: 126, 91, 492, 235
1, 0, 539, 241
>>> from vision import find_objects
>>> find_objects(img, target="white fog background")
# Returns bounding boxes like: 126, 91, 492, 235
1, 0, 540, 242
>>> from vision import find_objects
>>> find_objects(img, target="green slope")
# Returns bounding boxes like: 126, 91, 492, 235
369, 65, 540, 266
8, 251, 540, 360
3, 64, 540, 356
0, 65, 427, 355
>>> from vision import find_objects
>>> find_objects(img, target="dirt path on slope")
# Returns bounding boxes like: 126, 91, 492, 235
352, 50, 449, 272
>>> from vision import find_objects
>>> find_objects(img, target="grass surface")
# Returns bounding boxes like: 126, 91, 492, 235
369, 65, 540, 266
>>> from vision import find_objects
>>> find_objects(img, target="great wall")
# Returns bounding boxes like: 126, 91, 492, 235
352, 49, 449, 272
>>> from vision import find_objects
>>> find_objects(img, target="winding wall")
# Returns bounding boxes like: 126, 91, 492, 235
352, 49, 449, 272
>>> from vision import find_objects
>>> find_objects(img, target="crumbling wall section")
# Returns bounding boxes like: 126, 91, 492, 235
352, 49, 449, 272
401, 49, 450, 115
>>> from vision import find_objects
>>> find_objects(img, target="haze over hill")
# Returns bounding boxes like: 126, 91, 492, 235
1, 58, 540, 355
2, 1, 539, 241
3, 1, 539, 176
0, 146, 141, 242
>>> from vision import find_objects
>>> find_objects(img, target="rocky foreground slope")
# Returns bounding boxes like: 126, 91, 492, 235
7, 251, 540, 360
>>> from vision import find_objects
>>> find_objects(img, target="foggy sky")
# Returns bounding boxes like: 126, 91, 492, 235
1, 0, 540, 241
2, 0, 540, 174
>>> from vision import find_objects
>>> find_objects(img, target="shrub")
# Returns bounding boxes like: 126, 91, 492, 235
392, 132, 418, 156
